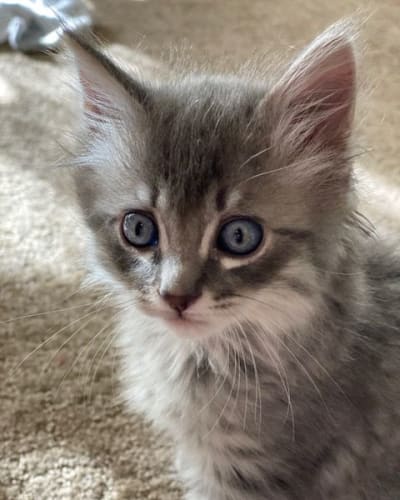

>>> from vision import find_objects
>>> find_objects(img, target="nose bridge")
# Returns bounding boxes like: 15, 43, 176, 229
159, 253, 203, 296
159, 211, 205, 295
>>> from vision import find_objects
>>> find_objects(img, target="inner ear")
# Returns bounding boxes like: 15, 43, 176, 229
65, 32, 147, 122
268, 22, 357, 150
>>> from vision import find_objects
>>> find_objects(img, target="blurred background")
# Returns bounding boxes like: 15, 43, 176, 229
0, 1, 399, 499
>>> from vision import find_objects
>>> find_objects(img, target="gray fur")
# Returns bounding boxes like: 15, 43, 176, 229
67, 22, 400, 500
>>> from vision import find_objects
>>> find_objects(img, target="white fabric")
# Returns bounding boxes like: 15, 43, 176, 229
0, 0, 92, 51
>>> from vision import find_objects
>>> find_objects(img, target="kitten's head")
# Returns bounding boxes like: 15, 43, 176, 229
69, 22, 357, 339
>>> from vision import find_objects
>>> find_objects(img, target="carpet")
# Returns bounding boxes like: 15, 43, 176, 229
0, 1, 399, 499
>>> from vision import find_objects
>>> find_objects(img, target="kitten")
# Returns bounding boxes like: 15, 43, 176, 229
66, 21, 400, 500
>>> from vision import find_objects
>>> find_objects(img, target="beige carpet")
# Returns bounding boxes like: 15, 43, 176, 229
0, 1, 399, 499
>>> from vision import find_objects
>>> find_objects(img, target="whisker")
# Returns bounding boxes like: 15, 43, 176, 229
8, 304, 106, 378
272, 329, 335, 423
230, 329, 242, 421
202, 331, 238, 440
242, 321, 295, 440
86, 329, 118, 403
1, 297, 113, 325
234, 320, 263, 432
41, 313, 96, 375
231, 292, 335, 423
236, 162, 301, 188
232, 327, 249, 431
222, 327, 248, 429
238, 146, 271, 170
198, 333, 231, 414
287, 334, 349, 402
55, 314, 117, 396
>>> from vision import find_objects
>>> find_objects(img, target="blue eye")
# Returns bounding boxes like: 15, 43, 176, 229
217, 218, 263, 256
122, 212, 159, 248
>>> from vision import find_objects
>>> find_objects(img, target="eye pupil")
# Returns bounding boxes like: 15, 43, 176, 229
135, 222, 143, 236
234, 228, 243, 244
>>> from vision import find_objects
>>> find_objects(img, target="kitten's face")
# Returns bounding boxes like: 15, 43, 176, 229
70, 25, 355, 338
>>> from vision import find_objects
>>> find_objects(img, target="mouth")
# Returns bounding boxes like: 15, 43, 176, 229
162, 311, 206, 326
139, 305, 208, 331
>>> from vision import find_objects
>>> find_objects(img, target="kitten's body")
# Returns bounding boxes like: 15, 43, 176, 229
66, 23, 400, 499
118, 239, 400, 500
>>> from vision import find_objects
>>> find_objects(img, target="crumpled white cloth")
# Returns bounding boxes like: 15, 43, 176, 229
0, 0, 92, 52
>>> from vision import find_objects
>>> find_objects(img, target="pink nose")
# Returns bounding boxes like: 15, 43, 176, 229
160, 292, 201, 314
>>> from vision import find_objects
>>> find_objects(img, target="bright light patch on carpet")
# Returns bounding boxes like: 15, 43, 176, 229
0, 446, 117, 499
356, 164, 400, 233
0, 76, 17, 103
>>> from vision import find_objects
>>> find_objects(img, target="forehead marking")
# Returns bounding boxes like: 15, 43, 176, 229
225, 190, 242, 210
135, 183, 152, 205
156, 188, 168, 212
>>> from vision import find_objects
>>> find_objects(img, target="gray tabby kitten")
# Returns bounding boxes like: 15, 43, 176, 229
66, 21, 400, 500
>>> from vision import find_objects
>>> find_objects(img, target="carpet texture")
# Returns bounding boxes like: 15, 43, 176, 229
0, 1, 399, 499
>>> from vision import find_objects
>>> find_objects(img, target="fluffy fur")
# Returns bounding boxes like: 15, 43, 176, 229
66, 21, 400, 499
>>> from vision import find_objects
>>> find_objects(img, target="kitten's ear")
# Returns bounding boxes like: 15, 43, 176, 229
65, 32, 146, 122
269, 22, 357, 151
